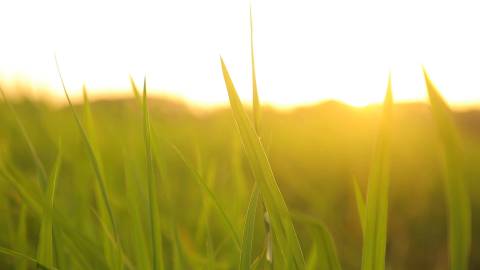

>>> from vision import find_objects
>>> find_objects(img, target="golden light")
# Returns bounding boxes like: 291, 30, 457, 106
1, 0, 480, 108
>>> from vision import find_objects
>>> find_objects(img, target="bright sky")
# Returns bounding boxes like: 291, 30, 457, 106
1, 0, 480, 108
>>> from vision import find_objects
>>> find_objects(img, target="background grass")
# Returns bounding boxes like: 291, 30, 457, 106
0, 78, 479, 269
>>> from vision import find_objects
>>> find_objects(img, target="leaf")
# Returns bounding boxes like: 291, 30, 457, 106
55, 58, 120, 255
0, 87, 47, 188
142, 77, 165, 270
423, 68, 471, 270
291, 211, 342, 270
0, 246, 58, 270
250, 6, 260, 133
240, 184, 260, 270
170, 144, 241, 250
361, 76, 393, 270
221, 58, 305, 268
37, 144, 62, 268
353, 176, 366, 236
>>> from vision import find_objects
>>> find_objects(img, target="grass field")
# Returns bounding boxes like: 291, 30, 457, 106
0, 63, 479, 270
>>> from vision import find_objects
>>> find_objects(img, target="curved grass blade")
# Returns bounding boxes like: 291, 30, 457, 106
55, 59, 122, 269
361, 76, 393, 270
1, 159, 109, 269
0, 247, 58, 270
170, 144, 241, 250
291, 211, 342, 270
240, 184, 260, 270
353, 176, 366, 236
220, 58, 305, 268
0, 87, 47, 188
423, 68, 471, 270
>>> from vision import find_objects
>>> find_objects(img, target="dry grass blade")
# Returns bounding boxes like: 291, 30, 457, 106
423, 68, 471, 270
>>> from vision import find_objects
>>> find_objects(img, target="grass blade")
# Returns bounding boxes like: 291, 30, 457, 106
0, 87, 47, 188
353, 176, 366, 236
361, 76, 393, 270
240, 184, 260, 270
37, 144, 62, 268
423, 68, 471, 270
250, 6, 260, 133
220, 58, 305, 268
0, 247, 58, 270
55, 59, 122, 269
142, 77, 165, 270
170, 144, 241, 249
291, 211, 342, 270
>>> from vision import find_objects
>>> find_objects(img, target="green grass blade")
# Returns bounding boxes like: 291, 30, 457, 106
240, 184, 260, 270
353, 176, 366, 236
220, 58, 305, 268
291, 211, 342, 270
142, 77, 165, 270
423, 68, 471, 270
55, 59, 119, 247
313, 224, 342, 270
16, 204, 29, 270
250, 7, 260, 133
129, 75, 142, 104
123, 155, 152, 270
170, 144, 241, 249
0, 162, 109, 269
361, 76, 393, 270
37, 144, 62, 268
0, 87, 48, 188
0, 247, 58, 270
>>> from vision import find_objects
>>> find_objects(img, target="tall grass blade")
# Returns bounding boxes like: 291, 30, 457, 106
0, 87, 47, 188
423, 68, 471, 270
123, 155, 152, 270
142, 77, 165, 270
170, 144, 241, 249
361, 76, 393, 270
353, 176, 366, 236
37, 144, 62, 268
240, 184, 260, 270
250, 7, 260, 133
55, 59, 122, 268
220, 58, 305, 268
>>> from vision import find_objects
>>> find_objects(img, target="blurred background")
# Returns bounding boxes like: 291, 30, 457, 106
1, 0, 480, 269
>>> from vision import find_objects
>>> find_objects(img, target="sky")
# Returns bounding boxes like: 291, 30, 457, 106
1, 0, 480, 108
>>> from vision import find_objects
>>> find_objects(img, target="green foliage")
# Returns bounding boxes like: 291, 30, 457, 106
423, 69, 471, 270
221, 58, 305, 269
361, 77, 393, 270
